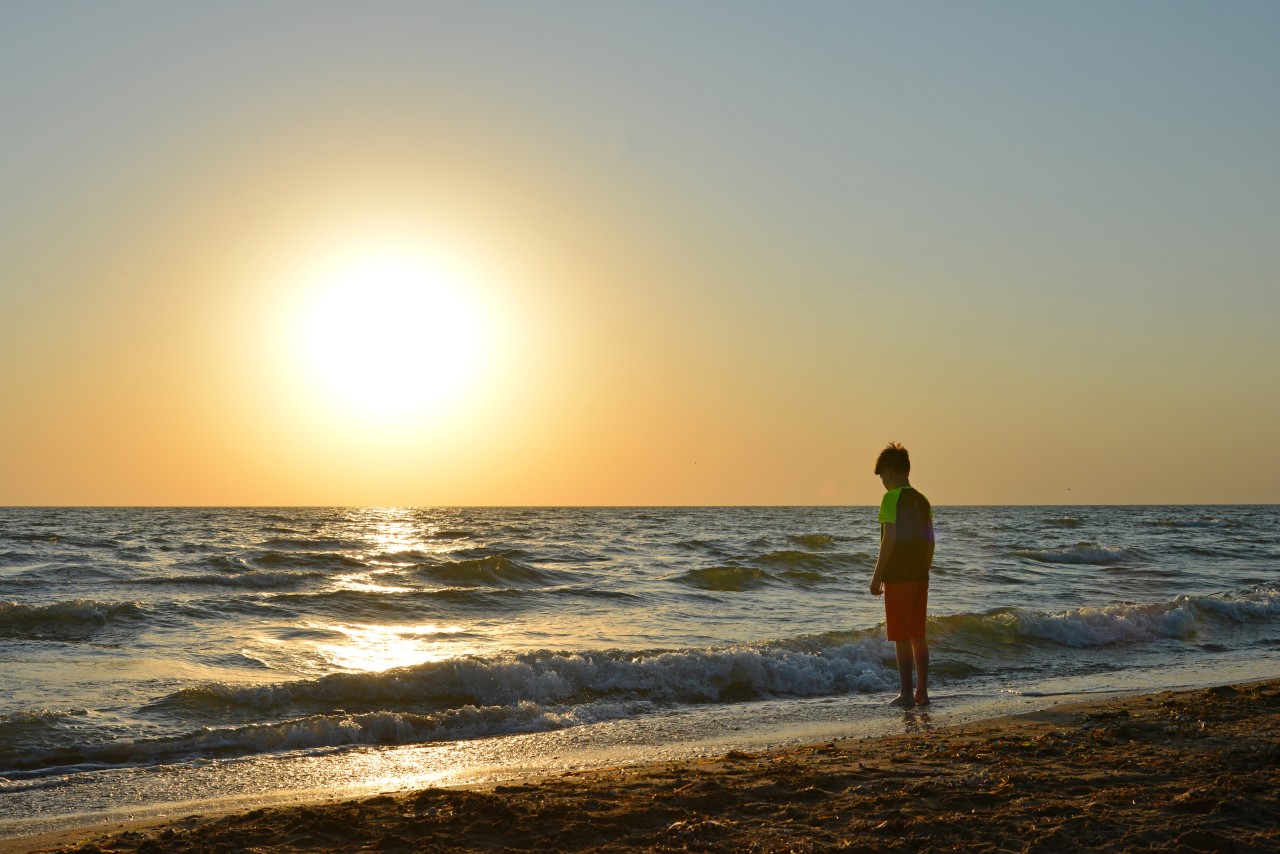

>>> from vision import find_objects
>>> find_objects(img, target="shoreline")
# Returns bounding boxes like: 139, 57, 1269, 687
11, 678, 1279, 853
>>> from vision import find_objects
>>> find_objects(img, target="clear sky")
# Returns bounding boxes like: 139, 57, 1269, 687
2, 2, 1277, 506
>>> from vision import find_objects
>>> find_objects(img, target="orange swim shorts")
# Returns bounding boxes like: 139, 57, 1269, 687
883, 580, 929, 641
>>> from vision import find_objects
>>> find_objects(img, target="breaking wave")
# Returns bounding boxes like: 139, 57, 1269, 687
149, 636, 893, 719
0, 709, 88, 741
0, 599, 147, 637
0, 637, 897, 774
1011, 542, 1146, 565
934, 587, 1280, 649
0, 702, 643, 777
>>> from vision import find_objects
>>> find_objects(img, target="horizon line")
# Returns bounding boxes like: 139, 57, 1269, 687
3, 502, 1276, 510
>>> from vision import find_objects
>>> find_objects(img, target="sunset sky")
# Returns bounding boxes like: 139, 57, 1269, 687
2, 2, 1277, 506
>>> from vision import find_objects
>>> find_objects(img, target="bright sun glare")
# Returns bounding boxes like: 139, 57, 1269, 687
292, 244, 487, 422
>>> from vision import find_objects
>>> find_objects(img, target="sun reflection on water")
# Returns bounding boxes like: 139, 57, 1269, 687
333, 507, 437, 593
332, 569, 416, 594
315, 509, 481, 671
319, 623, 475, 672
360, 507, 421, 555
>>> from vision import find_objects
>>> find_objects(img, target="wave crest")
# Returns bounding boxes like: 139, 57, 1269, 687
787, 533, 835, 549
150, 638, 893, 719
416, 555, 551, 587
254, 551, 367, 569
934, 587, 1280, 650
1011, 542, 1145, 566
259, 537, 367, 551
673, 566, 772, 591
756, 550, 872, 572
135, 571, 325, 589
0, 599, 146, 637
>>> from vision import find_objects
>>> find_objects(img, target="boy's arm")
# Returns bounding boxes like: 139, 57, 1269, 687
871, 522, 895, 596
925, 515, 936, 570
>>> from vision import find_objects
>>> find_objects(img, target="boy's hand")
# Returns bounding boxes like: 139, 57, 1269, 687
870, 578, 883, 596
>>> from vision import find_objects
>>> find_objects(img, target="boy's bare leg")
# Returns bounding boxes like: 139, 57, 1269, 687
891, 640, 915, 707
912, 639, 930, 706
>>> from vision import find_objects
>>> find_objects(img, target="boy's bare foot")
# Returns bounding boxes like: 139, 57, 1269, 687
890, 694, 916, 708
914, 694, 931, 706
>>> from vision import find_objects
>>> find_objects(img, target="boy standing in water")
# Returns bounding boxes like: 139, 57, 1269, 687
869, 443, 935, 707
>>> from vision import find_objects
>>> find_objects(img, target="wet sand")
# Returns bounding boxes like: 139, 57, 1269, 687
14, 679, 1280, 853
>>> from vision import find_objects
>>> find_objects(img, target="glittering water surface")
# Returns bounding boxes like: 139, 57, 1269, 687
2, 505, 1277, 835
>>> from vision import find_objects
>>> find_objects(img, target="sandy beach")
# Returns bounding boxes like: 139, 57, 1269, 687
8, 679, 1275, 853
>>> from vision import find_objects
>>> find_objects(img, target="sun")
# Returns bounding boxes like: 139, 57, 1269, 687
290, 242, 488, 423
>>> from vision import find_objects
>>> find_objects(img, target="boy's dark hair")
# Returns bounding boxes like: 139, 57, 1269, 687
874, 442, 910, 476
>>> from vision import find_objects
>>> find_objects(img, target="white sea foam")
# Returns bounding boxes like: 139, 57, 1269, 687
1191, 587, 1280, 621
1012, 542, 1145, 565
1008, 600, 1198, 646
992, 588, 1280, 648
0, 701, 651, 777
3, 639, 898, 774
936, 587, 1280, 651
159, 638, 895, 716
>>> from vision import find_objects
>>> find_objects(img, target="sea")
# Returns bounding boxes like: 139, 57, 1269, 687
2, 505, 1278, 838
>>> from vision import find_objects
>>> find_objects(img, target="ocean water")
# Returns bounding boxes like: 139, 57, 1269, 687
2, 505, 1278, 837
